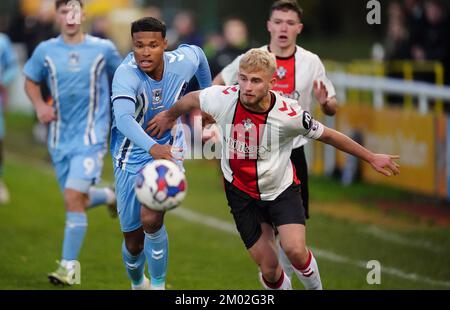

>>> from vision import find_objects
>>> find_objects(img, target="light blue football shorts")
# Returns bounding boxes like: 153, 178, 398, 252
114, 166, 143, 233
50, 144, 106, 194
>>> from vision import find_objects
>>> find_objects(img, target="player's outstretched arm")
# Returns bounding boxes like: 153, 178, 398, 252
317, 127, 400, 177
147, 91, 202, 139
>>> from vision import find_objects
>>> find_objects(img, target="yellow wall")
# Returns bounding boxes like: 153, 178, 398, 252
335, 105, 436, 195
20, 0, 132, 16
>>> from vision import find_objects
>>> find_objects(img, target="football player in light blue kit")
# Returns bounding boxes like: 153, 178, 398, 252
111, 17, 211, 290
23, 0, 122, 285
0, 32, 18, 204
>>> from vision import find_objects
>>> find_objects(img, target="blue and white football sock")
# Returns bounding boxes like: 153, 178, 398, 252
87, 187, 115, 209
144, 225, 168, 289
62, 212, 87, 262
122, 241, 146, 286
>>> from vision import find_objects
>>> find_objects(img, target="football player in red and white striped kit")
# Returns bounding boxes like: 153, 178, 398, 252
212, 0, 338, 279
214, 0, 337, 221
148, 49, 400, 290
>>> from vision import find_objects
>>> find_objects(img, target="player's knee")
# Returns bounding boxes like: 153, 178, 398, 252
259, 254, 280, 278
141, 210, 164, 234
260, 262, 280, 282
125, 239, 144, 256
64, 190, 88, 212
282, 244, 307, 263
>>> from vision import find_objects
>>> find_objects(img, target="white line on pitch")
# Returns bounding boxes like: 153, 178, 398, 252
172, 207, 450, 288
10, 152, 450, 288
361, 225, 443, 253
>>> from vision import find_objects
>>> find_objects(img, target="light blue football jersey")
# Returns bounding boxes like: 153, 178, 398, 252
23, 35, 122, 152
111, 44, 212, 173
0, 33, 18, 87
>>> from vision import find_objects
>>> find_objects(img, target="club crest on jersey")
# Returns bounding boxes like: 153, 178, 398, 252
276, 66, 287, 80
152, 89, 163, 105
68, 52, 80, 71
242, 118, 255, 131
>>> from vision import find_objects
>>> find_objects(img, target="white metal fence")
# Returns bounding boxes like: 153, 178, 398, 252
328, 72, 450, 114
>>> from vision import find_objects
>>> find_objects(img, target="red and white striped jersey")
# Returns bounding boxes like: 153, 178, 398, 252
220, 45, 335, 149
199, 85, 324, 201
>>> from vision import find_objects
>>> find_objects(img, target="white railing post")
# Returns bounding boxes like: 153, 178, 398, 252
374, 89, 384, 110
418, 94, 429, 114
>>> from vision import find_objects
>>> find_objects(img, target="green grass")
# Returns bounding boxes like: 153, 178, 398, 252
1, 113, 449, 290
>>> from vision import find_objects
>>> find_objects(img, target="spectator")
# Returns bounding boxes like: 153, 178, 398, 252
385, 2, 411, 60
403, 0, 427, 49
142, 5, 162, 21
90, 15, 110, 39
210, 17, 251, 77
167, 11, 203, 49
424, 0, 449, 84
202, 31, 225, 60
167, 10, 206, 132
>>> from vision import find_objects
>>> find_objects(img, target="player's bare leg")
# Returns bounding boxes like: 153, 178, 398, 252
277, 224, 322, 290
0, 140, 10, 204
141, 207, 168, 290
248, 223, 291, 290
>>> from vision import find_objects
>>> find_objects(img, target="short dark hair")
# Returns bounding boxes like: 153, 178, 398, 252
131, 17, 166, 38
270, 0, 303, 21
55, 0, 83, 10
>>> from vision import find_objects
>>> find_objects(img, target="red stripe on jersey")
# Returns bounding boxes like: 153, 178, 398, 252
229, 93, 275, 199
272, 54, 296, 96
292, 162, 300, 185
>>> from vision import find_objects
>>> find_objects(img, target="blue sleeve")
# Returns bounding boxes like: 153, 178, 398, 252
104, 40, 122, 79
113, 98, 157, 152
178, 44, 212, 89
192, 45, 212, 89
111, 63, 139, 102
0, 35, 18, 85
23, 42, 47, 83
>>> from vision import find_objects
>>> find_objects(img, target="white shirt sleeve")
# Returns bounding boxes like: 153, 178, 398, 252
285, 102, 324, 140
199, 85, 233, 123
220, 54, 243, 85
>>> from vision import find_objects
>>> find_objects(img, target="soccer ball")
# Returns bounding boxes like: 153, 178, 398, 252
135, 160, 187, 211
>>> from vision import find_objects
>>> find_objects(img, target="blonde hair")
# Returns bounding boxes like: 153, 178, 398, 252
239, 49, 277, 77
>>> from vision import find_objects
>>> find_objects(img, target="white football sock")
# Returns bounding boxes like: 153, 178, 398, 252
293, 249, 323, 290
258, 271, 292, 290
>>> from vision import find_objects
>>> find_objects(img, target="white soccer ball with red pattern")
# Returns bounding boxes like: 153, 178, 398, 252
135, 160, 187, 211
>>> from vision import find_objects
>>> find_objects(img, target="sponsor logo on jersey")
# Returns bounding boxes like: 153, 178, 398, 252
225, 136, 270, 159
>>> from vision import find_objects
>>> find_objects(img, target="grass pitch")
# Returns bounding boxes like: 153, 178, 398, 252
1, 113, 449, 290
